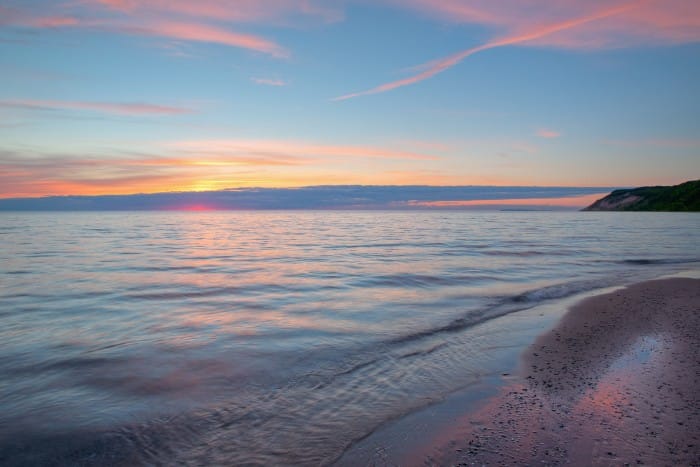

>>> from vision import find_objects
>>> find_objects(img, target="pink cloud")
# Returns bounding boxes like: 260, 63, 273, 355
29, 16, 80, 28
0, 6, 80, 28
335, 2, 637, 100
537, 129, 561, 139
0, 99, 192, 116
88, 0, 343, 24
90, 0, 137, 11
395, 0, 700, 47
133, 21, 288, 57
8, 14, 289, 58
0, 1, 341, 58
336, 0, 700, 99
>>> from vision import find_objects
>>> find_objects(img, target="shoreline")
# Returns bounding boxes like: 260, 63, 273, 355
337, 276, 700, 466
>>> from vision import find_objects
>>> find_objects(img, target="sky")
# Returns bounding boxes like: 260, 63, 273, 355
0, 0, 698, 202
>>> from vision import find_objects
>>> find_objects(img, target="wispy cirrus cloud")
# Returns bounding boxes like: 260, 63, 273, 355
334, 2, 635, 100
25, 16, 80, 28
0, 99, 192, 116
602, 138, 700, 148
251, 77, 288, 86
336, 0, 700, 100
394, 0, 700, 48
169, 139, 440, 160
0, 146, 316, 197
3, 16, 288, 58
0, 137, 438, 197
0, 6, 76, 28
0, 150, 167, 198
86, 0, 344, 24
127, 21, 289, 58
0, 1, 342, 58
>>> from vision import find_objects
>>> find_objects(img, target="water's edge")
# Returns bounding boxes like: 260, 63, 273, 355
333, 269, 700, 466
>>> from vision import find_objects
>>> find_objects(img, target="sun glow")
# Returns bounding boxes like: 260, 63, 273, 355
177, 204, 218, 211
188, 180, 224, 192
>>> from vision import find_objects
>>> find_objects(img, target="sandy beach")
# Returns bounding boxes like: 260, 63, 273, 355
421, 277, 700, 466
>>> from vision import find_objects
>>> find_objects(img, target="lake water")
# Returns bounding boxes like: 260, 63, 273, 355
0, 211, 698, 465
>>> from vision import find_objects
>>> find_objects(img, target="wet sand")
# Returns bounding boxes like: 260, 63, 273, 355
426, 278, 700, 466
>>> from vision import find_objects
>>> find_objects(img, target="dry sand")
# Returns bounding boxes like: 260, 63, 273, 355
427, 278, 700, 466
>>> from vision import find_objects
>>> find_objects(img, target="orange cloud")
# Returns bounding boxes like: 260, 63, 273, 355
0, 137, 440, 197
169, 139, 440, 160
336, 0, 700, 99
0, 154, 181, 197
0, 150, 311, 198
0, 99, 192, 116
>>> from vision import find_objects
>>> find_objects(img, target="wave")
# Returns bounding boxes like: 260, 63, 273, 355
509, 279, 607, 303
386, 277, 625, 348
397, 342, 449, 359
481, 249, 572, 257
617, 258, 699, 266
350, 273, 497, 289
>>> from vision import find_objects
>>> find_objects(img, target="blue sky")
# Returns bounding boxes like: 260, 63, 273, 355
0, 0, 698, 199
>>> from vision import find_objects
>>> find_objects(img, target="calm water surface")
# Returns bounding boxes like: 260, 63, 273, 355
0, 211, 698, 465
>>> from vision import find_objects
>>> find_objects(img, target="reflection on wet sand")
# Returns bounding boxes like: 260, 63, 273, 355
429, 278, 700, 466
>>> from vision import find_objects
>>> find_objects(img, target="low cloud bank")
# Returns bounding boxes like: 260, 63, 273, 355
0, 186, 612, 210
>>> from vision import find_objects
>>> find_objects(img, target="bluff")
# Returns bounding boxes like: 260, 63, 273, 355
583, 180, 700, 211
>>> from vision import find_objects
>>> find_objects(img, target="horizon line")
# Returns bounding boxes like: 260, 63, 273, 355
0, 183, 623, 201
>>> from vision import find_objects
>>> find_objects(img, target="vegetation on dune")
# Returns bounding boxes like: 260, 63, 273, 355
584, 180, 700, 211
